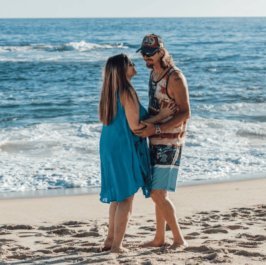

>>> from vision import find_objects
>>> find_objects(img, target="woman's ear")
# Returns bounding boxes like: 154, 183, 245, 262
160, 50, 165, 58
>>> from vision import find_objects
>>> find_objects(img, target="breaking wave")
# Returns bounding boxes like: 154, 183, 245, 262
0, 41, 128, 53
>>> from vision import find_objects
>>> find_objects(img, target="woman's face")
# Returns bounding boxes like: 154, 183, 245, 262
126, 59, 137, 80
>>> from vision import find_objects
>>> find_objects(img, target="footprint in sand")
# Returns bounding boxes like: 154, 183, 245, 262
125, 233, 145, 238
0, 230, 11, 235
62, 220, 90, 226
236, 233, 266, 241
197, 211, 210, 215
38, 224, 66, 231
34, 240, 53, 244
209, 214, 220, 220
1, 224, 34, 230
138, 226, 156, 231
187, 232, 201, 236
52, 246, 76, 253
80, 242, 98, 246
184, 245, 210, 252
0, 238, 15, 243
6, 252, 38, 260
72, 231, 101, 237
237, 241, 262, 248
47, 228, 76, 236
36, 249, 54, 254
119, 258, 140, 264
9, 245, 30, 251
226, 225, 247, 230
227, 249, 265, 258
202, 228, 228, 234
90, 226, 108, 233
178, 220, 193, 226
202, 253, 232, 263
54, 239, 76, 244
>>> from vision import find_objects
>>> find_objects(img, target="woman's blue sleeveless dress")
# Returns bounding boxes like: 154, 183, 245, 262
99, 94, 152, 203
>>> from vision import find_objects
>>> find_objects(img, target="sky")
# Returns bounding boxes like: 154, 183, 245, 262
0, 0, 265, 18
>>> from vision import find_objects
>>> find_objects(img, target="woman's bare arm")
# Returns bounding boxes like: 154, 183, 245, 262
120, 90, 144, 131
121, 90, 175, 132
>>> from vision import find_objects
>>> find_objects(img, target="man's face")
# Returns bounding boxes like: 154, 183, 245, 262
141, 51, 162, 69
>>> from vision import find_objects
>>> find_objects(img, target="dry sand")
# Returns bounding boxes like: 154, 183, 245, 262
0, 178, 266, 264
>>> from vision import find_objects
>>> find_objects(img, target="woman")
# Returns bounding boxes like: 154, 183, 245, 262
99, 53, 177, 253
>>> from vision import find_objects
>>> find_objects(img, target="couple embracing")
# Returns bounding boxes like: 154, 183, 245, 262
99, 34, 191, 253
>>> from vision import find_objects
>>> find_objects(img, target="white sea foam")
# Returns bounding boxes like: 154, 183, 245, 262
180, 116, 266, 181
0, 41, 128, 62
197, 102, 266, 118
0, 41, 128, 54
0, 117, 265, 192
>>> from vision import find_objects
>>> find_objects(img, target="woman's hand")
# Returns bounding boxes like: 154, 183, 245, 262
134, 121, 156, 138
158, 100, 178, 120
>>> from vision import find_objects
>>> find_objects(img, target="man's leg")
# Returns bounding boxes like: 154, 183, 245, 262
150, 189, 187, 249
155, 204, 166, 243
140, 203, 166, 247
104, 201, 118, 249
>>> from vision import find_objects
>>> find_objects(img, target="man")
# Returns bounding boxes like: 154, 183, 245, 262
135, 34, 191, 249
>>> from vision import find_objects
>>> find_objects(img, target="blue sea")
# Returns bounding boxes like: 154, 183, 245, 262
0, 18, 265, 193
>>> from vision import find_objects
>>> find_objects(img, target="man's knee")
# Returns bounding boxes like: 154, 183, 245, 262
150, 189, 167, 204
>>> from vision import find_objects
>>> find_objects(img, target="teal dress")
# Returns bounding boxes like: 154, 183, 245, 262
99, 94, 152, 203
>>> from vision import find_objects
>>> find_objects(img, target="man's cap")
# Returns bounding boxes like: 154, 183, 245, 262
136, 34, 165, 54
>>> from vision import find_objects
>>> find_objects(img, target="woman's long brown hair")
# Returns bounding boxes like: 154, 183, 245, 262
99, 53, 135, 126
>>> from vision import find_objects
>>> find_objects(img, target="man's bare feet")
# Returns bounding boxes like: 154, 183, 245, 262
169, 240, 188, 250
104, 238, 113, 249
139, 239, 169, 248
110, 246, 129, 253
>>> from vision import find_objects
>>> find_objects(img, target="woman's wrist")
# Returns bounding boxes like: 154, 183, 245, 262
157, 112, 163, 120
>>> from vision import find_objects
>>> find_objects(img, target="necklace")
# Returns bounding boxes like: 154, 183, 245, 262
153, 69, 164, 82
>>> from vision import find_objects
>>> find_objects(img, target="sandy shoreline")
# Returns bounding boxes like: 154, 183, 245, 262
1, 178, 266, 264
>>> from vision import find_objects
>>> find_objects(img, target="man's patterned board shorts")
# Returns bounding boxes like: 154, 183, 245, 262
149, 144, 182, 192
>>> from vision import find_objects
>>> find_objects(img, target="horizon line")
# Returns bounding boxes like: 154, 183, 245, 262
0, 16, 266, 19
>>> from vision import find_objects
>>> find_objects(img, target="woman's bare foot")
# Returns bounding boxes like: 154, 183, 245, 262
104, 238, 113, 249
139, 239, 169, 248
169, 240, 188, 250
110, 246, 129, 253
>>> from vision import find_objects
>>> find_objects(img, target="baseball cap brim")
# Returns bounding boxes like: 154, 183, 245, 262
136, 46, 159, 54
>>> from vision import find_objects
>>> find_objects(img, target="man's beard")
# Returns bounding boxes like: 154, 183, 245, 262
146, 62, 154, 69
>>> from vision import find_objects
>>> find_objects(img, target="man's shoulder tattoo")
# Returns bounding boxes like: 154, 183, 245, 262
174, 76, 182, 81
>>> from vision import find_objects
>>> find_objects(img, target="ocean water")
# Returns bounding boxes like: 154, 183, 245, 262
0, 18, 266, 192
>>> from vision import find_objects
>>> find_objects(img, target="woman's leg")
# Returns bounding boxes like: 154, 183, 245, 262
104, 201, 118, 248
110, 195, 134, 253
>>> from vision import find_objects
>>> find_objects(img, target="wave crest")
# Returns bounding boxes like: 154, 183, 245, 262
0, 41, 128, 53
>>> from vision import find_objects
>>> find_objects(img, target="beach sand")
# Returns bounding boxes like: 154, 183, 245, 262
0, 178, 266, 264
